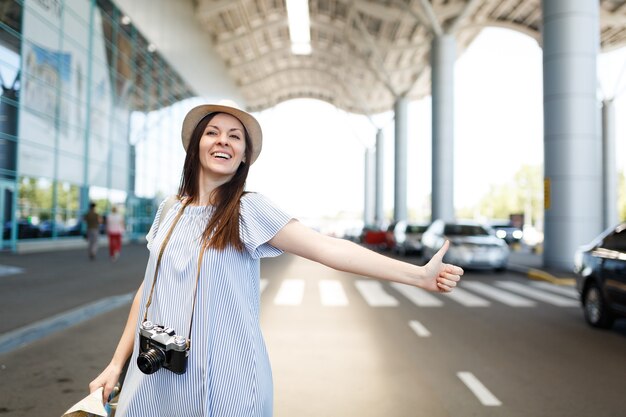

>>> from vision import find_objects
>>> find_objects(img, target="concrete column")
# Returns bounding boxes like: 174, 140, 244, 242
602, 99, 618, 229
375, 129, 384, 225
542, 0, 602, 270
364, 147, 375, 225
394, 97, 408, 222
431, 34, 455, 222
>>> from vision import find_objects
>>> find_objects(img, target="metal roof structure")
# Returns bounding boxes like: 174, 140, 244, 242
193, 0, 626, 114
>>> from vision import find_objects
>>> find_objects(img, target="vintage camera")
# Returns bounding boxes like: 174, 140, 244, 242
137, 321, 189, 375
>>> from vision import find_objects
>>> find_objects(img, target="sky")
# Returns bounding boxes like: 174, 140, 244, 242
246, 27, 626, 225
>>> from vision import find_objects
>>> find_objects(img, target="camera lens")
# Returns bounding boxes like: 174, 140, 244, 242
137, 348, 166, 374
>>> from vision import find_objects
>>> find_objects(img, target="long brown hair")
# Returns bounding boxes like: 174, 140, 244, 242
178, 112, 253, 251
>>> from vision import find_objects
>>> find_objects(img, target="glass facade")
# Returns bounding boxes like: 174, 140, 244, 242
0, 0, 196, 250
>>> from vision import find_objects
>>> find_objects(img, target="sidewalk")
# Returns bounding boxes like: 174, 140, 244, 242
0, 242, 149, 353
507, 245, 577, 286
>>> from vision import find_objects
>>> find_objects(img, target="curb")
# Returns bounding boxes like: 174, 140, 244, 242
0, 292, 134, 355
507, 263, 576, 286
527, 268, 576, 286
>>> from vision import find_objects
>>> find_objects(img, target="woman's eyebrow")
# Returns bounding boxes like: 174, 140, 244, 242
207, 124, 242, 133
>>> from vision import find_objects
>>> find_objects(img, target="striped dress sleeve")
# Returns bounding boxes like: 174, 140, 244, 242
145, 197, 168, 250
240, 192, 293, 259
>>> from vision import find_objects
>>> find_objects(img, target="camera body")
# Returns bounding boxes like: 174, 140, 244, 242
137, 321, 189, 375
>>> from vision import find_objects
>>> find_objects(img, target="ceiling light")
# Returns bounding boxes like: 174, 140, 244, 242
147, 43, 157, 53
121, 15, 131, 25
286, 0, 312, 55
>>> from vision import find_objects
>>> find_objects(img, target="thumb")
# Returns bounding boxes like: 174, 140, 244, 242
433, 240, 450, 261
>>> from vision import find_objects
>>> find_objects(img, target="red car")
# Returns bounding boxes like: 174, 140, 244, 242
361, 226, 387, 248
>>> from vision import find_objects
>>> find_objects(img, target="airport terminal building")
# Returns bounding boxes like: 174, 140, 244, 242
0, 0, 202, 251
1, 0, 625, 270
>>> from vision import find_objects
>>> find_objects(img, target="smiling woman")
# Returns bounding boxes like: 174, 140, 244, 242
87, 100, 463, 417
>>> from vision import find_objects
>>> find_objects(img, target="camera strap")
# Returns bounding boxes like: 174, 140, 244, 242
143, 200, 205, 348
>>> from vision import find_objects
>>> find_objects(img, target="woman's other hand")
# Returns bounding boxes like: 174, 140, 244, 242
88, 363, 123, 404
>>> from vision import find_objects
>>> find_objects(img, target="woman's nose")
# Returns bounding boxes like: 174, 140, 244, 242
216, 133, 229, 145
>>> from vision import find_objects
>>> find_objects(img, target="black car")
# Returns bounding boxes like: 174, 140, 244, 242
574, 222, 626, 328
490, 221, 523, 245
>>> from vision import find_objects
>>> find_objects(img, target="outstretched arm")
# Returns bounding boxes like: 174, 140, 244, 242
269, 220, 463, 292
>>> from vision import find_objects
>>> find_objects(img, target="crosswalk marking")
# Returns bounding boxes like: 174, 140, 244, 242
457, 372, 502, 406
354, 280, 399, 307
461, 281, 536, 307
530, 281, 578, 298
495, 281, 579, 307
266, 278, 578, 309
409, 320, 431, 337
319, 280, 348, 306
391, 283, 444, 307
442, 287, 491, 307
274, 279, 305, 305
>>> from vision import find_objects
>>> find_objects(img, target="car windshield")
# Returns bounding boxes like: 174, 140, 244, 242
444, 224, 489, 236
407, 225, 427, 234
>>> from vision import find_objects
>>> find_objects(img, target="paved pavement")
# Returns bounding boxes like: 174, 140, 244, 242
0, 241, 588, 416
0, 242, 149, 353
506, 245, 577, 285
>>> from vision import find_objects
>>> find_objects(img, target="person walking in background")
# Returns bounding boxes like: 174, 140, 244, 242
84, 202, 101, 260
88, 100, 464, 416
106, 206, 124, 261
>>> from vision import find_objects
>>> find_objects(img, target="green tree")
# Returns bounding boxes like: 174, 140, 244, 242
472, 164, 543, 225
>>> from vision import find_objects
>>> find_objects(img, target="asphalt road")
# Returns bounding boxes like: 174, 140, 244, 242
1, 250, 625, 416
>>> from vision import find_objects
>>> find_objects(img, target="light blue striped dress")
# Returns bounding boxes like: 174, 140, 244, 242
116, 193, 291, 417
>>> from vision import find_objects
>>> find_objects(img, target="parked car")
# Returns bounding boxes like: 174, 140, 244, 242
384, 221, 398, 251
393, 221, 429, 256
574, 222, 626, 329
3, 219, 41, 239
421, 219, 509, 271
360, 225, 387, 249
490, 221, 523, 245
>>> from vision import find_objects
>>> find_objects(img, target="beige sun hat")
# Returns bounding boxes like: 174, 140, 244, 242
181, 99, 263, 164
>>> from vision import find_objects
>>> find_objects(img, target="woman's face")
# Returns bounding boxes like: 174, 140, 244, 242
198, 113, 247, 182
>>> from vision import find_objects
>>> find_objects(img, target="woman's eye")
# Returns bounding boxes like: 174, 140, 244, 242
206, 130, 217, 136
230, 134, 241, 140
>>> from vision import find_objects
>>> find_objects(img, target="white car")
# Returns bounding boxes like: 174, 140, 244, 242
421, 219, 509, 271
393, 221, 429, 256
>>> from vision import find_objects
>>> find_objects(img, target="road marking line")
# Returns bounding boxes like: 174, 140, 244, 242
0, 265, 23, 277
457, 372, 502, 406
462, 281, 536, 307
354, 280, 399, 306
442, 287, 490, 307
530, 281, 578, 298
409, 320, 431, 337
274, 279, 305, 305
319, 280, 348, 306
496, 281, 579, 307
260, 278, 268, 294
391, 283, 444, 306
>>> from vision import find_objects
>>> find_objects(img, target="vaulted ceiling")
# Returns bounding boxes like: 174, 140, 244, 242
193, 0, 626, 114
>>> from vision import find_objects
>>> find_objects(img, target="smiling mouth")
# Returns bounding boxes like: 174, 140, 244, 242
211, 152, 232, 160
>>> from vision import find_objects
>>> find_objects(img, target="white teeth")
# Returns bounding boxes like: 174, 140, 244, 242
212, 152, 231, 159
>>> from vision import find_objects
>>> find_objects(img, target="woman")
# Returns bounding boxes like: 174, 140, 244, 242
89, 100, 463, 416
106, 206, 124, 261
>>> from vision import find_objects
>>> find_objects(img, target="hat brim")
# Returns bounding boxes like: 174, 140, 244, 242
181, 103, 262, 164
